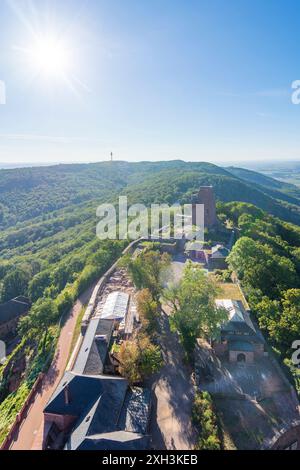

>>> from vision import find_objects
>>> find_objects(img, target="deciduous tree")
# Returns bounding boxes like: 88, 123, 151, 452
19, 298, 58, 351
126, 249, 171, 301
164, 263, 227, 357
118, 335, 162, 384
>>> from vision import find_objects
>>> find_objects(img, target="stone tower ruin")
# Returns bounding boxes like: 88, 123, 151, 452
192, 186, 217, 228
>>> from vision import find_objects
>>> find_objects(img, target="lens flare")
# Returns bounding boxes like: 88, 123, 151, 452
28, 34, 71, 78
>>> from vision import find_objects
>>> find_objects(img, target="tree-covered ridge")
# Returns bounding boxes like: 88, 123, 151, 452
226, 166, 300, 196
1, 160, 300, 308
226, 166, 300, 207
124, 169, 300, 223
1, 160, 300, 229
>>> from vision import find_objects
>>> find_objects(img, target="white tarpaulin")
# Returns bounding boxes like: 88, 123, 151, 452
100, 291, 129, 321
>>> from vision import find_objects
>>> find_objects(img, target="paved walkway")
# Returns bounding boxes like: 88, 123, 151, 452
10, 284, 96, 450
149, 310, 197, 450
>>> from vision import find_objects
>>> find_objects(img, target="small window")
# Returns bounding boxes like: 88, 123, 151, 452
237, 353, 246, 363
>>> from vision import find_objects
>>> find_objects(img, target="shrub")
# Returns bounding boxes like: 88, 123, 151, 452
192, 391, 221, 450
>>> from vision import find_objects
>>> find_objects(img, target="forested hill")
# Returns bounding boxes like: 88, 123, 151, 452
226, 166, 300, 204
0, 160, 300, 229
226, 166, 298, 191
1, 159, 300, 436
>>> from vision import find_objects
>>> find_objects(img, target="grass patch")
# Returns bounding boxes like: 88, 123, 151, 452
216, 283, 249, 309
0, 382, 31, 445
111, 342, 121, 354
67, 305, 86, 363
216, 410, 237, 450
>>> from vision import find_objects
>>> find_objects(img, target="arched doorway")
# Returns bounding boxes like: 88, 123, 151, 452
237, 353, 246, 363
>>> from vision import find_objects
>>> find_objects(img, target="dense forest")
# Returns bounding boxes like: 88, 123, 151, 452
0, 159, 300, 442
220, 201, 300, 391
1, 160, 300, 230
2, 160, 300, 306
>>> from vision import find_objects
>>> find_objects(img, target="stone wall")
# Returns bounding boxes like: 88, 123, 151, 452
229, 350, 254, 364
254, 343, 265, 359
271, 424, 300, 449
213, 342, 228, 357
44, 413, 76, 433
262, 422, 300, 450
0, 317, 19, 338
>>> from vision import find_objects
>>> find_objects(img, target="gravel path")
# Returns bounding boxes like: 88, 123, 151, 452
149, 310, 197, 450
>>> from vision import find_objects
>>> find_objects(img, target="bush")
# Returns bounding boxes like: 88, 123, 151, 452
136, 288, 160, 337
117, 335, 163, 384
192, 391, 221, 450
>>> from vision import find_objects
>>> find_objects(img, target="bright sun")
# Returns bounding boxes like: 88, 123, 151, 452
11, 3, 85, 95
28, 35, 71, 78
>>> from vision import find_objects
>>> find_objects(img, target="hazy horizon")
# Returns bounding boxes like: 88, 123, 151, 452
0, 157, 300, 172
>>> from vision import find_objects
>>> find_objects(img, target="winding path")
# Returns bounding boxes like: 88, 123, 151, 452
149, 310, 197, 450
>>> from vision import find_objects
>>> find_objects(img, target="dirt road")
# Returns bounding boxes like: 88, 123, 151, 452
10, 283, 96, 450
149, 310, 197, 450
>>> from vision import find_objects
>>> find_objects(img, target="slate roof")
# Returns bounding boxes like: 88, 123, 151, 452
74, 432, 150, 451
211, 244, 229, 258
118, 387, 151, 434
0, 296, 30, 326
44, 371, 127, 417
225, 333, 264, 344
66, 379, 128, 449
229, 340, 254, 352
216, 299, 258, 337
73, 318, 114, 375
44, 371, 151, 451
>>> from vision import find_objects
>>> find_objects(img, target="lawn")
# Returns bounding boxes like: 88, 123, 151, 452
67, 305, 86, 363
216, 283, 249, 309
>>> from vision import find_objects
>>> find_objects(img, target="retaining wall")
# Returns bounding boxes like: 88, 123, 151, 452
1, 373, 44, 450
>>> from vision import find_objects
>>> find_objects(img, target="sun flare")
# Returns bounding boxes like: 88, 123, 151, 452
11, 1, 85, 95
27, 34, 72, 78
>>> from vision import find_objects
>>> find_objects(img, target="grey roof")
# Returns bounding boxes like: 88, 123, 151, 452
66, 386, 151, 450
66, 380, 128, 450
44, 371, 128, 416
74, 432, 150, 450
45, 371, 151, 451
222, 321, 256, 336
216, 299, 258, 337
118, 387, 151, 434
0, 296, 30, 326
66, 388, 150, 450
73, 318, 114, 375
211, 244, 229, 258
229, 340, 254, 352
225, 333, 264, 344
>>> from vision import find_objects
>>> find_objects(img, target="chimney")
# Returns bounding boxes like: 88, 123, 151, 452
64, 385, 70, 405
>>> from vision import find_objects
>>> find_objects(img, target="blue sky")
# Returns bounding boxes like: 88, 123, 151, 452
1, 0, 300, 165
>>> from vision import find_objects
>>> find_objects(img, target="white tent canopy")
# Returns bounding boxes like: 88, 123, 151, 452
100, 291, 129, 321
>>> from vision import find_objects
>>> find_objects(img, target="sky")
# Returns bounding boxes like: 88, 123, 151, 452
1, 0, 300, 165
